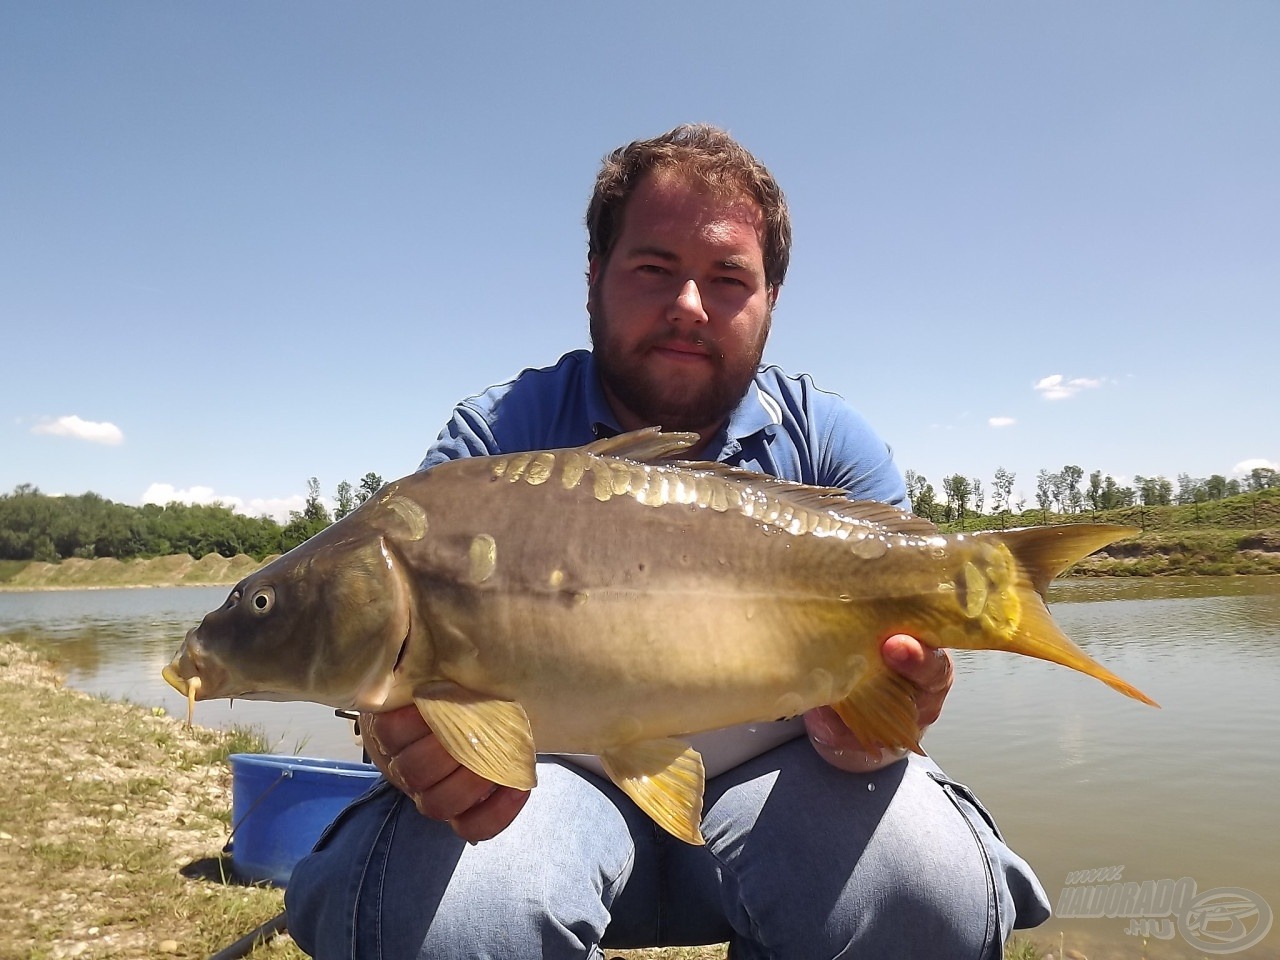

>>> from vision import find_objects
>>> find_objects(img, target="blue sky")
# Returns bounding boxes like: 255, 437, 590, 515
3, 2, 1276, 521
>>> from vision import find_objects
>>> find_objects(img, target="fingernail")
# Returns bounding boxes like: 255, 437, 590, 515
885, 640, 912, 662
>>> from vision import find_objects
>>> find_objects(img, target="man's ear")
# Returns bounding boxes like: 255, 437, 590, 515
586, 257, 604, 312
768, 283, 781, 308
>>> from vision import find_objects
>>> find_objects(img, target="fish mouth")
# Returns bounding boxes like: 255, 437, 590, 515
161, 660, 190, 696
162, 656, 204, 728
162, 629, 231, 727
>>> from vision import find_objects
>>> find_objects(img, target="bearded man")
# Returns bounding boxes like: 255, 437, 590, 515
286, 124, 1051, 960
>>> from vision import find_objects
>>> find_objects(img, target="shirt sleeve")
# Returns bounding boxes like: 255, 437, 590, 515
418, 402, 500, 470
817, 402, 910, 509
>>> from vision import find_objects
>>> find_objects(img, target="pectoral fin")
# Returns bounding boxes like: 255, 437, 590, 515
413, 683, 537, 790
829, 670, 925, 756
600, 739, 706, 845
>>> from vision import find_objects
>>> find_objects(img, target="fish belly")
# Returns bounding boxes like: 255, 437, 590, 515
403, 490, 894, 754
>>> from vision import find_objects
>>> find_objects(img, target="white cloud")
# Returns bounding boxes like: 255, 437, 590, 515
241, 495, 308, 523
1033, 374, 1103, 401
143, 483, 239, 510
140, 484, 312, 524
1232, 458, 1279, 477
32, 414, 124, 445
988, 416, 1016, 428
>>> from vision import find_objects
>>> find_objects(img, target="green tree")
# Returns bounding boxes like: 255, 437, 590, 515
279, 478, 333, 551
1175, 473, 1204, 505
334, 481, 356, 521
1059, 465, 1083, 513
1248, 467, 1278, 491
914, 482, 939, 522
992, 467, 1015, 515
942, 474, 972, 528
1087, 471, 1104, 512
304, 478, 329, 523
1102, 475, 1126, 509
1135, 475, 1173, 507
356, 472, 385, 504
1035, 470, 1054, 522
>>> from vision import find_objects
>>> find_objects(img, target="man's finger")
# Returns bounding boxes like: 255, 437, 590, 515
366, 703, 432, 757
883, 634, 953, 693
449, 786, 531, 843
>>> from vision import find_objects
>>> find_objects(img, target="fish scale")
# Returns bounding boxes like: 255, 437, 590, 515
163, 428, 1157, 845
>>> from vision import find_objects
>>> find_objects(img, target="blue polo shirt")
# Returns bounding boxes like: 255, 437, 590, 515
420, 349, 907, 508
418, 348, 909, 776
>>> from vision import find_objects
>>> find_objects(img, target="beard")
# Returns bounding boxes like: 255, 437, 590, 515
589, 295, 770, 434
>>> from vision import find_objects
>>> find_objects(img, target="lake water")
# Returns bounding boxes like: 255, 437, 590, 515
2, 577, 1277, 959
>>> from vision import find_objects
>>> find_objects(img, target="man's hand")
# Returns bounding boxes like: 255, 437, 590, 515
362, 705, 530, 842
804, 634, 954, 773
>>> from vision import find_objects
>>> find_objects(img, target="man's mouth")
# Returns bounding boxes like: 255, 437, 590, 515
649, 338, 715, 362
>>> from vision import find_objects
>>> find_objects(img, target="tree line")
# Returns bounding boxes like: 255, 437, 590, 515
904, 465, 1279, 525
0, 473, 383, 563
2, 463, 1276, 564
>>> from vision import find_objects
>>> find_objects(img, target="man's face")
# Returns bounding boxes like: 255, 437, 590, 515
588, 170, 775, 438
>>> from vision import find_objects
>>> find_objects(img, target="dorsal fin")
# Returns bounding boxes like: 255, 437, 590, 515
830, 499, 940, 537
580, 427, 700, 462
577, 429, 937, 537
666, 461, 939, 537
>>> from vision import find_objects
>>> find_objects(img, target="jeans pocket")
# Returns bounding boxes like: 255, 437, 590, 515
310, 776, 398, 853
926, 770, 1007, 843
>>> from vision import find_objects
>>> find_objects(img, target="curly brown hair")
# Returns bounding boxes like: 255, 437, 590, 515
586, 124, 791, 289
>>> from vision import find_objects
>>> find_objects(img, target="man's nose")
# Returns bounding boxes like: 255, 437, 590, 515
668, 279, 708, 323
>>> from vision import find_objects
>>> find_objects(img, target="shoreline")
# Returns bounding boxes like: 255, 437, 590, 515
0, 581, 241, 593
0, 639, 303, 958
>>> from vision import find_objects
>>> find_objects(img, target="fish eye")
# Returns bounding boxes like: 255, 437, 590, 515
249, 587, 275, 615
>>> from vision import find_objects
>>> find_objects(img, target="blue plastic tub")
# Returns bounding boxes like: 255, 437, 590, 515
228, 753, 380, 886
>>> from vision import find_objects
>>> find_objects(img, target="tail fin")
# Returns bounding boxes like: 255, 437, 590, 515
975, 524, 1159, 707
976, 524, 1137, 598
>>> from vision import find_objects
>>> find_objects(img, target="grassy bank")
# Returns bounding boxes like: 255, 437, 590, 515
0, 641, 298, 959
0, 553, 269, 591
0, 641, 1047, 959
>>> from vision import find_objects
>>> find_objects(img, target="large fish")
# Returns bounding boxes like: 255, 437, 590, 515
163, 429, 1155, 844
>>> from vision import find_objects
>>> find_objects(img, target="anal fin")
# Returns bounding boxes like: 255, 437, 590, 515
829, 669, 925, 756
600, 739, 706, 845
413, 683, 537, 790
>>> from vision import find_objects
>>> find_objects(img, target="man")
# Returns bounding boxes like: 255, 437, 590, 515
286, 124, 1050, 958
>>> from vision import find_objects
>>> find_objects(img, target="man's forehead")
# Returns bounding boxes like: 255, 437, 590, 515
643, 167, 763, 218
621, 170, 766, 254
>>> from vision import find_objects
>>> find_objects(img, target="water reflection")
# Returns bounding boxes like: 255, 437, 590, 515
929, 576, 1280, 958
0, 586, 362, 759
2, 578, 1278, 957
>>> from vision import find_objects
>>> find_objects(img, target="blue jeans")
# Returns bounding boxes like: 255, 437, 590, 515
285, 740, 1049, 959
